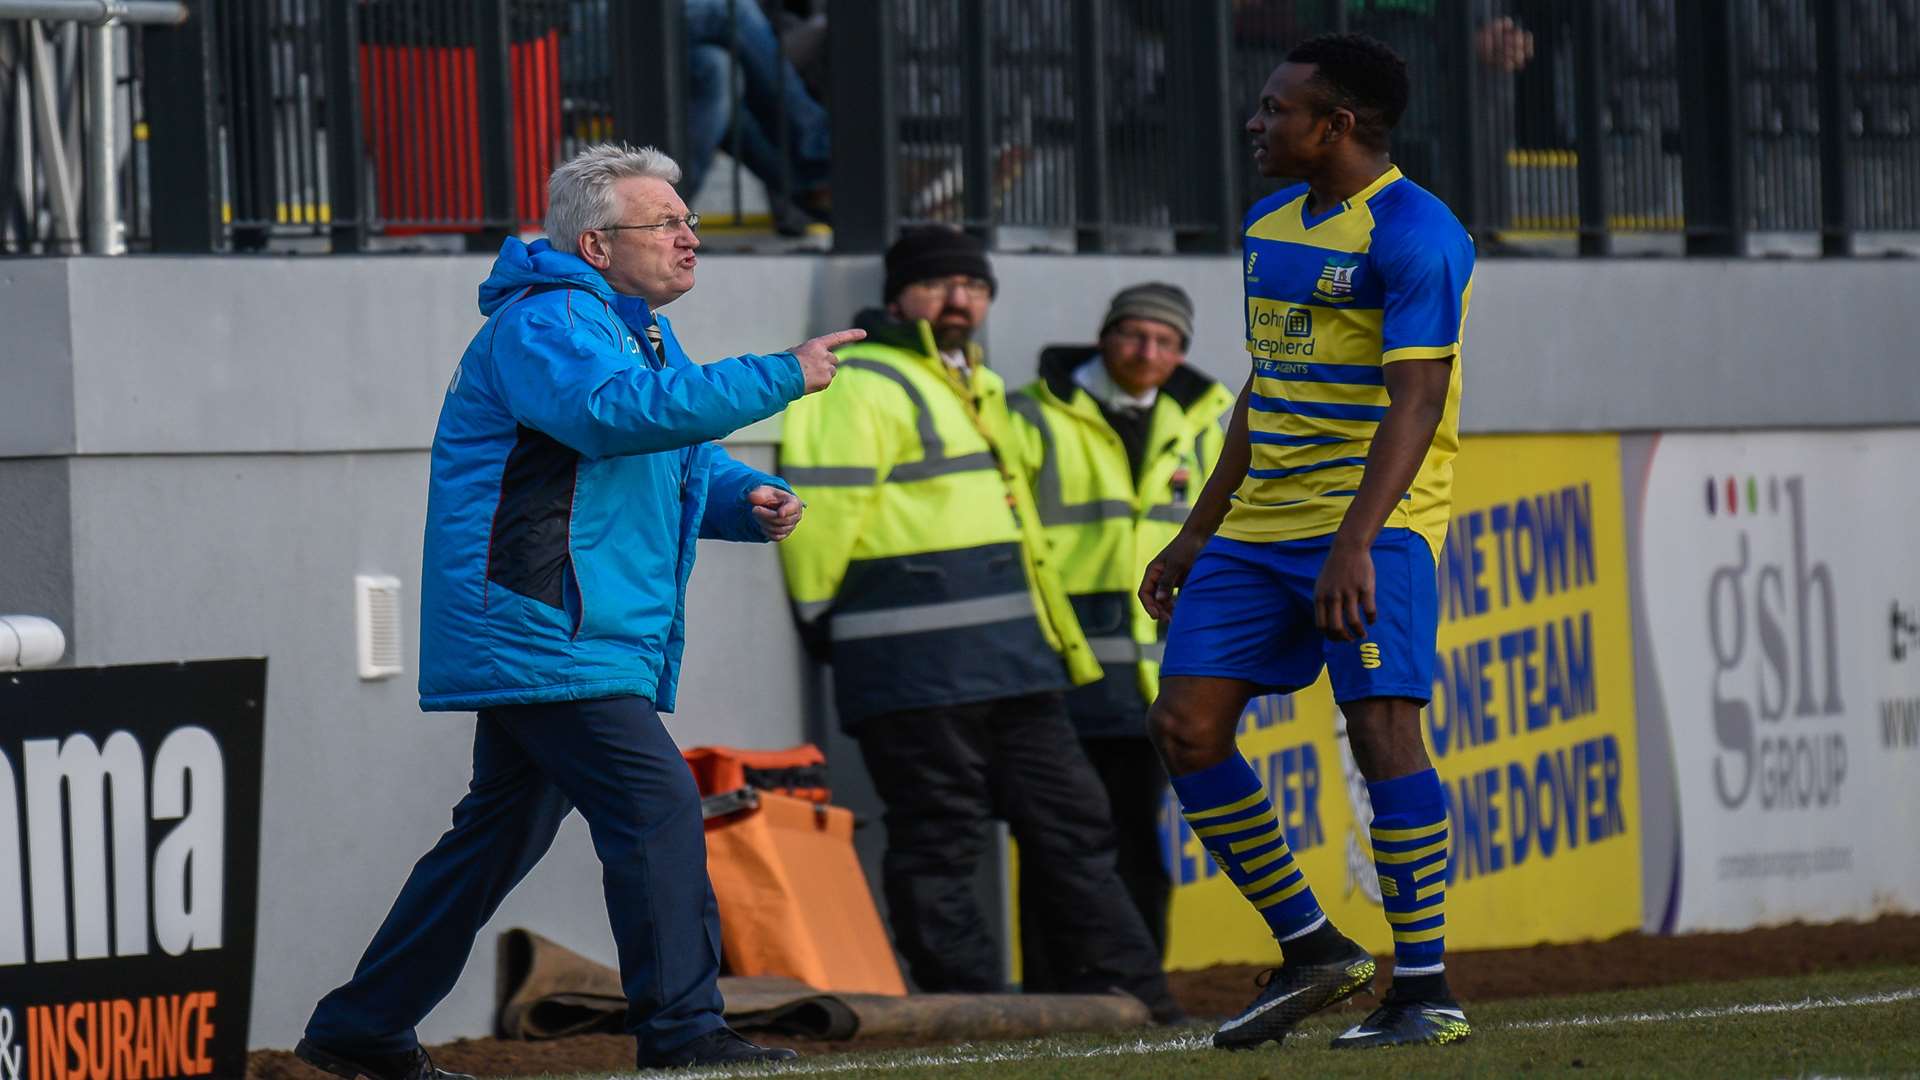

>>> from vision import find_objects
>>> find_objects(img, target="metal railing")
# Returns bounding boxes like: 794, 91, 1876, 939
1837, 0, 1920, 238
841, 0, 1234, 253
0, 0, 182, 255
179, 0, 571, 250
9, 0, 1920, 256
134, 0, 589, 252
832, 0, 1919, 256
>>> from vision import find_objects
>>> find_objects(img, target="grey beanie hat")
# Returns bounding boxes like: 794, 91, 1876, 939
1100, 282, 1194, 347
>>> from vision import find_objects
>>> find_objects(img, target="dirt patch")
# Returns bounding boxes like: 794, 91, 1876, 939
1169, 914, 1920, 1019
249, 1035, 639, 1080
250, 915, 1920, 1078
249, 1031, 967, 1080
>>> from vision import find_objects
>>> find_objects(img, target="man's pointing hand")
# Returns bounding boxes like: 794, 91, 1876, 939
792, 328, 866, 393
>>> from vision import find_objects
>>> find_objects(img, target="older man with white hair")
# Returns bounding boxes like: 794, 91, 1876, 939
296, 144, 861, 1079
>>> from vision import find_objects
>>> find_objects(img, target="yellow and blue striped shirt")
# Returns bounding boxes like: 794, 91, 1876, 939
1222, 165, 1474, 558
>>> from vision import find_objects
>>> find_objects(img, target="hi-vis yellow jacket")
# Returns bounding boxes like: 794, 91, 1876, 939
777, 314, 1101, 725
1007, 348, 1234, 736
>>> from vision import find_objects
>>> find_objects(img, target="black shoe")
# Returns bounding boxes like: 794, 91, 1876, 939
1212, 935, 1375, 1050
294, 1039, 473, 1080
1329, 986, 1472, 1049
647, 1027, 800, 1068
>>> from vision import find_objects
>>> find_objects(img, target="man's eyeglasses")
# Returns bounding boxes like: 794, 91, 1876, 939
901, 275, 992, 299
1107, 327, 1182, 353
600, 213, 701, 236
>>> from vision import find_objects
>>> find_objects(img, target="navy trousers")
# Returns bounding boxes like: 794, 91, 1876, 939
305, 696, 725, 1061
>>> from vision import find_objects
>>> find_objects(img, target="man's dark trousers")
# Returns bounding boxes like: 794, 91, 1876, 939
854, 691, 1175, 1017
1019, 735, 1172, 993
305, 696, 725, 1061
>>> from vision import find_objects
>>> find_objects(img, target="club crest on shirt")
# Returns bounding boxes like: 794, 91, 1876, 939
1313, 256, 1360, 303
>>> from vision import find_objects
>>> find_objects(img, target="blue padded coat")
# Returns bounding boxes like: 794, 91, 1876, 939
418, 238, 803, 712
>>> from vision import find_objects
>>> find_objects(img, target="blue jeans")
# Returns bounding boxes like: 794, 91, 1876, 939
683, 0, 830, 199
305, 696, 725, 1061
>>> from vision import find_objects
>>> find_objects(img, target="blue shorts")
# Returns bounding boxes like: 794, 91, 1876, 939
1160, 529, 1437, 704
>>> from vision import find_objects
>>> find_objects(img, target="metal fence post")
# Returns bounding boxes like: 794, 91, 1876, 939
142, 0, 220, 252
1, 26, 22, 249
828, 3, 895, 253
231, 2, 278, 250
83, 20, 119, 253
610, 0, 687, 165
473, 0, 516, 247
1815, 0, 1854, 257
1574, 0, 1611, 255
1072, 0, 1109, 252
1676, 0, 1746, 255
1167, 0, 1234, 252
958, 1, 992, 237
322, 0, 364, 253
1442, 0, 1485, 232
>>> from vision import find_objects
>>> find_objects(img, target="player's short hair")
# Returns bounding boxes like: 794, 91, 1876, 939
546, 143, 682, 255
1285, 33, 1410, 149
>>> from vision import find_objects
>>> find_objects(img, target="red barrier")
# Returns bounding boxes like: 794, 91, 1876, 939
358, 31, 558, 233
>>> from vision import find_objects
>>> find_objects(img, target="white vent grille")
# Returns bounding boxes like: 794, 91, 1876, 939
355, 574, 404, 681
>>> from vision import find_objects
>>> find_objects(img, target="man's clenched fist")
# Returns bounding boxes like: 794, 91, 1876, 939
747, 485, 804, 542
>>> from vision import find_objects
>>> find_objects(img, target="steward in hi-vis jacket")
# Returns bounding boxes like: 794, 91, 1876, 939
1007, 282, 1233, 977
777, 227, 1177, 1021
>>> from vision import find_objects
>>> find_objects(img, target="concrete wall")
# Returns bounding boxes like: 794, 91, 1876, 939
10, 254, 1919, 460
980, 256, 1920, 432
3, 251, 1918, 1048
0, 261, 76, 456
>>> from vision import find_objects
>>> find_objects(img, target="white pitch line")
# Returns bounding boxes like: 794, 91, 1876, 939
1501, 987, 1920, 1030
624, 1033, 1214, 1079
625, 987, 1920, 1079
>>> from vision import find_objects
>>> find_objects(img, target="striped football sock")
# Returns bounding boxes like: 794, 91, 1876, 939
1367, 768, 1450, 979
1169, 754, 1327, 943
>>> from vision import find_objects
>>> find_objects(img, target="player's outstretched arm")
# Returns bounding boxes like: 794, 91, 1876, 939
1140, 377, 1254, 621
1315, 358, 1452, 641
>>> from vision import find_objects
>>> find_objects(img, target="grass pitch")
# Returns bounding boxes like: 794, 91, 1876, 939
579, 965, 1920, 1079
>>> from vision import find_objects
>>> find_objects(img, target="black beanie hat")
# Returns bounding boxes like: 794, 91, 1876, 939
883, 226, 997, 303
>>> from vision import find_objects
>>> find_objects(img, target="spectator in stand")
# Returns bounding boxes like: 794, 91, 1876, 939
685, 0, 832, 233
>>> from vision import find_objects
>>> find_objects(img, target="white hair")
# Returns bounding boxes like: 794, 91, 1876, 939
545, 143, 683, 254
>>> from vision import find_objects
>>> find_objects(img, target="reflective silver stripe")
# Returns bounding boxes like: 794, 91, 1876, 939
1089, 637, 1165, 664
890, 451, 999, 482
830, 592, 1036, 641
1144, 503, 1191, 524
845, 359, 999, 484
783, 465, 875, 487
1007, 393, 1068, 520
793, 599, 833, 623
1045, 499, 1136, 526
1007, 392, 1049, 439
844, 358, 944, 458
